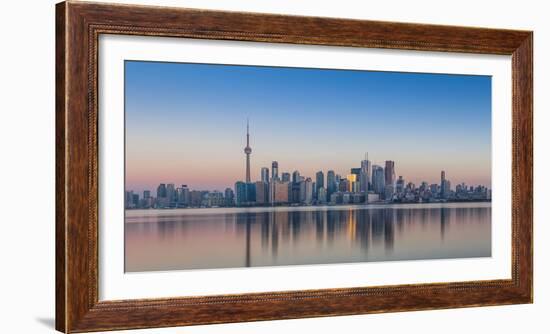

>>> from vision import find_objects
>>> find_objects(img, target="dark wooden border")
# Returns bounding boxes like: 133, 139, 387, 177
56, 1, 533, 332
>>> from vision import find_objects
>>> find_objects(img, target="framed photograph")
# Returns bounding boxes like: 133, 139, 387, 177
56, 1, 532, 332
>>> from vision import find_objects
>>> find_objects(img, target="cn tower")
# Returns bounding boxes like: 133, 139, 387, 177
244, 119, 252, 183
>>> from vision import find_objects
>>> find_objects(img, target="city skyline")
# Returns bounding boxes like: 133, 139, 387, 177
125, 122, 491, 209
125, 61, 491, 193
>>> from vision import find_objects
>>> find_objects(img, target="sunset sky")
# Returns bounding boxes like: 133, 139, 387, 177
125, 60, 491, 194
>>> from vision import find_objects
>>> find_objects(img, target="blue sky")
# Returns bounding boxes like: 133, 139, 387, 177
125, 60, 491, 192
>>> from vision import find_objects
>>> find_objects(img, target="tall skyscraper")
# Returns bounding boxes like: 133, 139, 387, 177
327, 170, 336, 199
346, 174, 357, 192
304, 178, 314, 204
261, 167, 270, 183
244, 119, 252, 183
224, 188, 234, 206
166, 183, 176, 204
156, 183, 166, 199
315, 171, 324, 199
372, 165, 386, 195
360, 154, 371, 192
440, 170, 446, 197
235, 181, 247, 206
385, 160, 396, 186
292, 170, 301, 183
440, 171, 451, 198
271, 161, 279, 181
255, 181, 269, 204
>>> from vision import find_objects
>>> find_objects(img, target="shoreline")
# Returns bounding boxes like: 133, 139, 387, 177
125, 201, 492, 218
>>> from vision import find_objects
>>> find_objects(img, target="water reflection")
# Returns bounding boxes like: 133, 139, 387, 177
125, 203, 491, 272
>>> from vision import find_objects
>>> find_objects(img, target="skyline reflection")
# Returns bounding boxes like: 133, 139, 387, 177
125, 203, 491, 272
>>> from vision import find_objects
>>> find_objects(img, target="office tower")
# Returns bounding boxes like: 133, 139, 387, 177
207, 192, 224, 207
430, 184, 439, 195
273, 181, 290, 204
315, 171, 324, 199
235, 181, 247, 206
384, 184, 394, 200
385, 160, 396, 186
125, 191, 133, 209
143, 190, 151, 200
271, 161, 279, 181
346, 174, 357, 192
177, 185, 190, 205
156, 183, 166, 199
281, 172, 291, 183
132, 193, 139, 208
327, 170, 336, 199
440, 170, 446, 197
224, 188, 235, 206
246, 183, 256, 203
299, 180, 306, 202
360, 154, 371, 192
303, 177, 314, 204
156, 183, 167, 208
166, 183, 175, 204
350, 167, 361, 181
244, 119, 252, 183
339, 178, 350, 192
189, 190, 203, 207
261, 167, 270, 183
292, 170, 301, 183
291, 181, 301, 203
317, 187, 327, 204
372, 165, 386, 195
396, 176, 405, 194
255, 181, 269, 204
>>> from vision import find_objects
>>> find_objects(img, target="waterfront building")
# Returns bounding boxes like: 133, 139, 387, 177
177, 185, 190, 206
281, 172, 291, 183
327, 170, 336, 199
235, 181, 247, 206
330, 192, 343, 204
292, 170, 301, 183
315, 171, 324, 199
385, 160, 396, 186
271, 161, 279, 181
360, 156, 371, 192
273, 180, 290, 204
189, 190, 203, 207
384, 184, 394, 201
366, 192, 380, 203
317, 187, 327, 204
339, 178, 350, 192
224, 188, 234, 206
396, 176, 405, 194
166, 183, 176, 205
156, 183, 166, 199
350, 168, 361, 184
255, 181, 269, 204
246, 183, 256, 203
304, 178, 314, 204
207, 191, 224, 207
261, 167, 269, 183
372, 165, 385, 195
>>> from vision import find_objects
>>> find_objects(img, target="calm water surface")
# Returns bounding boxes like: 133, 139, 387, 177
125, 202, 491, 272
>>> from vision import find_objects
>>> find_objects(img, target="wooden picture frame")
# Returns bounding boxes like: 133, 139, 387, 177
56, 1, 533, 332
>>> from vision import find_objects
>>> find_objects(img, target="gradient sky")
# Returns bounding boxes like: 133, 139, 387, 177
125, 60, 491, 193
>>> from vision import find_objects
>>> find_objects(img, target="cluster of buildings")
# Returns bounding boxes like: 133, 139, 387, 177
125, 122, 491, 209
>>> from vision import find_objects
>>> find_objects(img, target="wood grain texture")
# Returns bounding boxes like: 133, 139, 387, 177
55, 1, 533, 332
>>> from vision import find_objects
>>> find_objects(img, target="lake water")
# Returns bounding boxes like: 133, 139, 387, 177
125, 202, 491, 272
